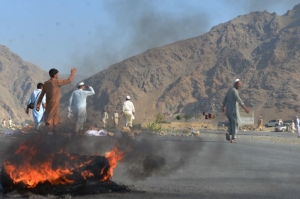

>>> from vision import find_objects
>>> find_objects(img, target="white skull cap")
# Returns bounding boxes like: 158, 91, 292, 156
78, 82, 84, 86
234, 79, 240, 84
126, 96, 130, 100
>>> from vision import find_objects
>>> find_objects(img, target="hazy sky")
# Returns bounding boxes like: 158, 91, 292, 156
0, 0, 299, 76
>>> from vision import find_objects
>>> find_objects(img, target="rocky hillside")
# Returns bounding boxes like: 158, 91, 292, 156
0, 45, 48, 123
62, 4, 300, 125
0, 45, 75, 123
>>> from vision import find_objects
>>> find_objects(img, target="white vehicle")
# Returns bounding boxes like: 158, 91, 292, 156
274, 124, 288, 132
265, 119, 283, 127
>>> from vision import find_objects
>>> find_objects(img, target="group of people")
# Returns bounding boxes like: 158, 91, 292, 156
25, 68, 136, 135
100, 96, 135, 128
1, 118, 13, 128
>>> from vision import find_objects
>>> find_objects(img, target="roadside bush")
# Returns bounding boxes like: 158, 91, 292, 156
183, 113, 192, 121
146, 122, 162, 132
194, 113, 202, 120
155, 113, 165, 123
176, 115, 181, 120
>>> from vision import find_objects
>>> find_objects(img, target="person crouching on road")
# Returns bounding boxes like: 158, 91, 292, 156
121, 96, 135, 128
68, 82, 95, 135
222, 79, 250, 143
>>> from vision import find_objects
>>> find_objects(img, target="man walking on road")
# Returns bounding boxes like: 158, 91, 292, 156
122, 96, 135, 128
222, 79, 250, 143
26, 83, 46, 129
295, 116, 300, 138
36, 68, 77, 134
257, 116, 263, 131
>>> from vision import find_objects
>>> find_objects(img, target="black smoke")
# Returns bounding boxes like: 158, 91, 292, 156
72, 0, 300, 76
72, 0, 208, 76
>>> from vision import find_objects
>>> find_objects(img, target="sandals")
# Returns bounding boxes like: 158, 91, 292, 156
226, 132, 230, 141
230, 139, 236, 143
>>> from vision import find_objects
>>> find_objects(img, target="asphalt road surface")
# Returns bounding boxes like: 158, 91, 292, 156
0, 130, 300, 199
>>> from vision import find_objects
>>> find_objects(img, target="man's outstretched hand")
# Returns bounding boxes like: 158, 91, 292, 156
71, 68, 77, 74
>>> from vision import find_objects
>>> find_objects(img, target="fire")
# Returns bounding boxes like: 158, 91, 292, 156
2, 140, 124, 188
102, 147, 124, 181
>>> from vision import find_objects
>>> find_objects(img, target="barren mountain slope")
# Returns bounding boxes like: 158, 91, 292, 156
0, 45, 49, 122
63, 4, 300, 124
0, 45, 75, 123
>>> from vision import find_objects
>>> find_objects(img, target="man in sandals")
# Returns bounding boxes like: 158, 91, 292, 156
222, 79, 250, 143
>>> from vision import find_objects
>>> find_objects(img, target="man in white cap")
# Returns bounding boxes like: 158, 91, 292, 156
121, 96, 135, 127
68, 82, 95, 134
295, 116, 300, 138
222, 79, 250, 143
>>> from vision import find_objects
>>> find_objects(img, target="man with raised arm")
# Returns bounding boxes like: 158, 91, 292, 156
36, 68, 77, 134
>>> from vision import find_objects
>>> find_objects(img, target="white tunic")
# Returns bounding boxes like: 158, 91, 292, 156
123, 100, 135, 114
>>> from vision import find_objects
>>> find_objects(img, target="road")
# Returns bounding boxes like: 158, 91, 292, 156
0, 130, 300, 199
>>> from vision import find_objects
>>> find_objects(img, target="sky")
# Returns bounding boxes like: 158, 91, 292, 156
0, 0, 299, 76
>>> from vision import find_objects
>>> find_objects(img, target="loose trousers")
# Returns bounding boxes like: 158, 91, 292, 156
75, 110, 86, 133
226, 113, 238, 139
124, 111, 133, 127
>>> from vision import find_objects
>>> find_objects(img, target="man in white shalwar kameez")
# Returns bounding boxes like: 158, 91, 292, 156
291, 120, 295, 133
122, 96, 135, 127
113, 110, 119, 127
8, 118, 12, 128
102, 109, 109, 128
222, 79, 250, 143
68, 82, 95, 134
26, 83, 46, 129
295, 116, 300, 138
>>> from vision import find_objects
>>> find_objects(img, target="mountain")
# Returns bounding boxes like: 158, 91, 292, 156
61, 73, 89, 86
0, 45, 49, 123
0, 45, 77, 123
62, 4, 300, 125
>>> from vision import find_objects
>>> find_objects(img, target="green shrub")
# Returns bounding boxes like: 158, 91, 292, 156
183, 113, 192, 121
146, 122, 162, 132
176, 115, 181, 120
155, 113, 165, 123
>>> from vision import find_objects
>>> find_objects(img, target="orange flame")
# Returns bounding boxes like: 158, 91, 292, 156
3, 143, 124, 188
102, 147, 124, 181
81, 170, 94, 180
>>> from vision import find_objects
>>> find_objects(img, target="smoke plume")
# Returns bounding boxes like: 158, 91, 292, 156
116, 135, 202, 180
72, 0, 209, 76
72, 0, 300, 76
